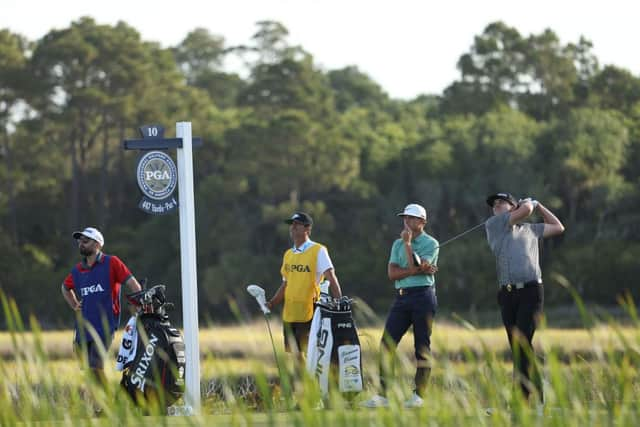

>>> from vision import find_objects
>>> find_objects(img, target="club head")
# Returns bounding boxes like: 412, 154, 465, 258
246, 284, 265, 298
247, 284, 270, 314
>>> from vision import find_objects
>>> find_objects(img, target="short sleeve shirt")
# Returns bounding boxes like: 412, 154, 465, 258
63, 253, 133, 317
315, 246, 334, 282
389, 232, 439, 289
485, 212, 545, 286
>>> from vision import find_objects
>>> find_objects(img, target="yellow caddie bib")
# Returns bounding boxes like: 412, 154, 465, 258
280, 243, 324, 322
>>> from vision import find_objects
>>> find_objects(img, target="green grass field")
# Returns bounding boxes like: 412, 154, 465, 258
2, 292, 640, 426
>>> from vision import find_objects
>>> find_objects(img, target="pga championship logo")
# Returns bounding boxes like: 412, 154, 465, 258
136, 151, 178, 215
137, 151, 177, 199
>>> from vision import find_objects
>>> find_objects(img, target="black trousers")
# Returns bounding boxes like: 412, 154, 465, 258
379, 287, 437, 397
498, 283, 544, 402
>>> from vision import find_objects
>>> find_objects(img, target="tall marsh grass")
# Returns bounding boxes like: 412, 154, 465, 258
1, 281, 639, 426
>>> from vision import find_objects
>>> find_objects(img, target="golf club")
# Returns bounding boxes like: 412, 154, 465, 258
435, 220, 487, 250
435, 197, 536, 250
246, 284, 286, 386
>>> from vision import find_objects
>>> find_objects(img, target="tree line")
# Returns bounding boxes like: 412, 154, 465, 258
0, 19, 638, 327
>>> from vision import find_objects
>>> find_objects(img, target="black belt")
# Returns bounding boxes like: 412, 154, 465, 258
397, 286, 430, 296
501, 280, 542, 292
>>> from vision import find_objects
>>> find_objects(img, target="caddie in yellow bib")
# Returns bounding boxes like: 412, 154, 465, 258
266, 212, 343, 354
281, 243, 323, 322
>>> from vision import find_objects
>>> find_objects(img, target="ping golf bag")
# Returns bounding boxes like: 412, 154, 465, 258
306, 284, 363, 399
117, 285, 186, 407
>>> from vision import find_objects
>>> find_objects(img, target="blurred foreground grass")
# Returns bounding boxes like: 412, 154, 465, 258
3, 321, 638, 368
2, 321, 640, 426
1, 289, 640, 426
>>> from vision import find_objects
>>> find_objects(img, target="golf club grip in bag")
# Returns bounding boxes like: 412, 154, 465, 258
120, 314, 186, 406
307, 304, 363, 398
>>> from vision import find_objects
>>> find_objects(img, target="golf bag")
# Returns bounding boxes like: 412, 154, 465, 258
117, 285, 186, 407
306, 285, 363, 399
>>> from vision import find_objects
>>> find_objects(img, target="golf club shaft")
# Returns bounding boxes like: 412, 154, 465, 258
263, 314, 286, 383
435, 221, 486, 249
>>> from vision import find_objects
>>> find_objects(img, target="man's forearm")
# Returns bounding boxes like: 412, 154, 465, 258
267, 282, 286, 309
509, 201, 534, 225
124, 276, 142, 294
325, 269, 342, 298
538, 203, 561, 225
538, 202, 565, 237
388, 263, 418, 281
61, 285, 80, 310
403, 241, 414, 267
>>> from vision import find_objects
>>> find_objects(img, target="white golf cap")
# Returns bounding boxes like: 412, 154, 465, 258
397, 203, 427, 220
72, 227, 104, 247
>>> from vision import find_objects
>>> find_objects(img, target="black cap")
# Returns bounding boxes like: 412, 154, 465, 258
284, 212, 313, 226
486, 192, 517, 207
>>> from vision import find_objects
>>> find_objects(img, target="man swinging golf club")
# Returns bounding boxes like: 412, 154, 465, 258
266, 212, 343, 362
485, 192, 565, 405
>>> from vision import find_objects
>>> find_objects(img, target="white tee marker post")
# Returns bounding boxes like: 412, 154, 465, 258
123, 123, 203, 414
175, 122, 201, 413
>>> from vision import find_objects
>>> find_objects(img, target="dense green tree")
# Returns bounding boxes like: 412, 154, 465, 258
1, 19, 639, 325
590, 66, 640, 114
173, 28, 244, 108
327, 66, 390, 112
173, 28, 226, 80
441, 22, 598, 120
539, 108, 629, 228
441, 22, 526, 115
0, 30, 29, 243
239, 55, 335, 121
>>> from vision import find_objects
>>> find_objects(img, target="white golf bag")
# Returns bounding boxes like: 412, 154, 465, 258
306, 282, 363, 399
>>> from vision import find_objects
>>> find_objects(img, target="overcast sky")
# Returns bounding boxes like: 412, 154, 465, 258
3, 0, 638, 99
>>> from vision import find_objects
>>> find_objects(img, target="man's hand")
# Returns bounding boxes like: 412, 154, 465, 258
62, 285, 82, 312
519, 197, 539, 209
419, 260, 438, 275
127, 301, 138, 315
401, 226, 412, 243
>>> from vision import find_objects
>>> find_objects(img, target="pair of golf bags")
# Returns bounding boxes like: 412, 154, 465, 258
117, 285, 186, 407
306, 284, 363, 399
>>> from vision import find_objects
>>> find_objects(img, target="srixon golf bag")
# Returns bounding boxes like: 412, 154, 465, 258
306, 285, 363, 399
117, 285, 186, 407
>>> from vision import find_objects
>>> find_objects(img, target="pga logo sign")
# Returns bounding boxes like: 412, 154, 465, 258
136, 151, 178, 200
145, 170, 172, 181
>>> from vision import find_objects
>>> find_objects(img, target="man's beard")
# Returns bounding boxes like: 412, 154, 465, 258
79, 247, 94, 257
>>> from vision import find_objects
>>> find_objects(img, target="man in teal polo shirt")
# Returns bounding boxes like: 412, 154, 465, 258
362, 203, 439, 408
